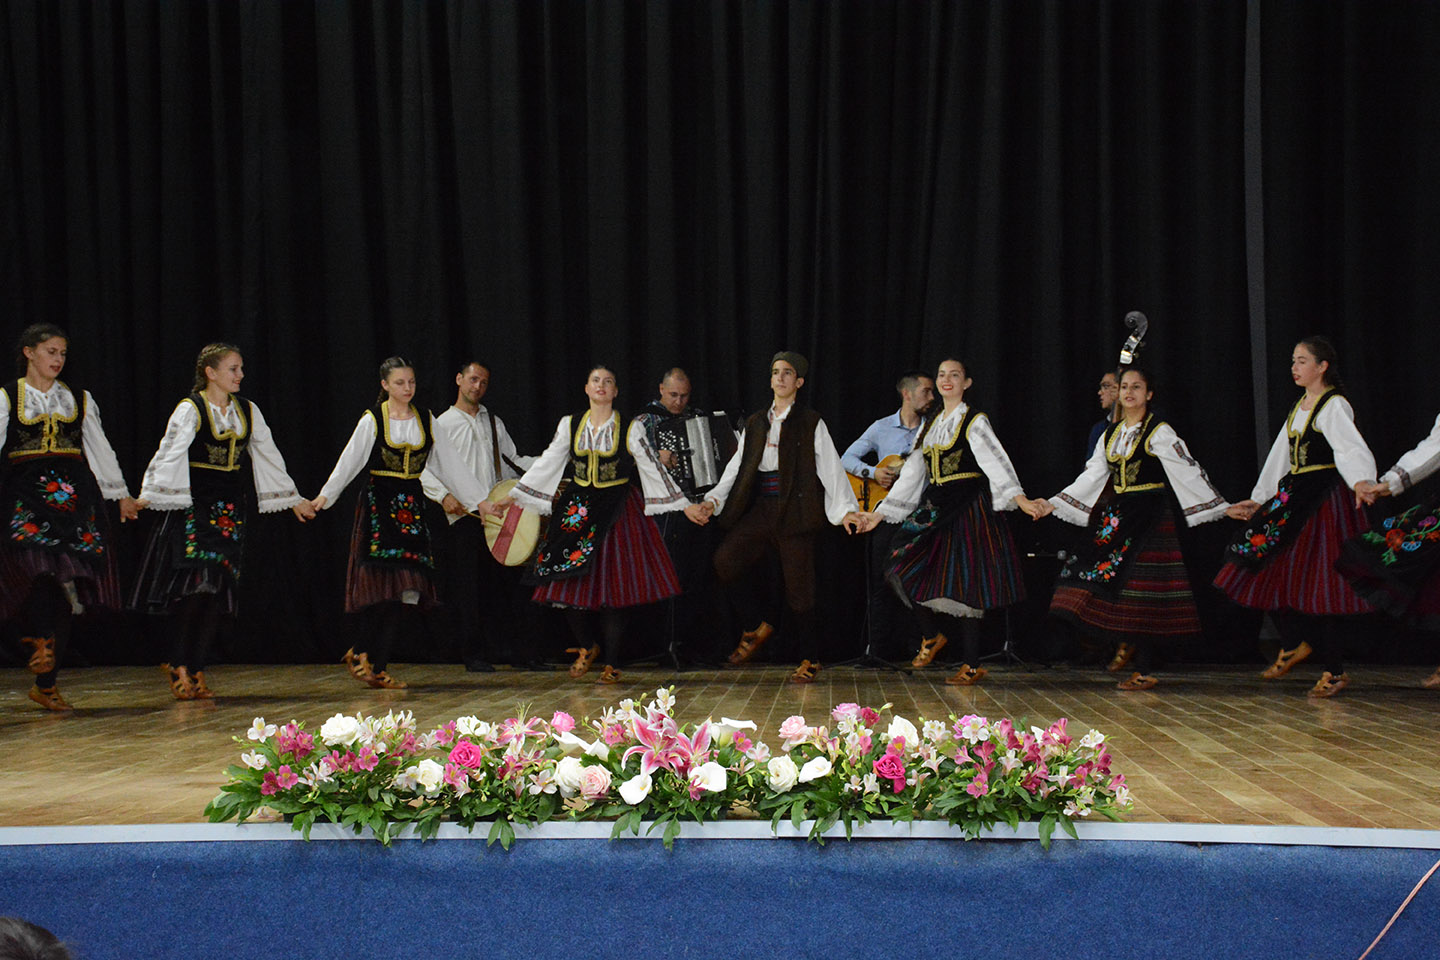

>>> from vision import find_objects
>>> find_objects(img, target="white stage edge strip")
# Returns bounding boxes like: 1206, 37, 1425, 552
3, 820, 1440, 848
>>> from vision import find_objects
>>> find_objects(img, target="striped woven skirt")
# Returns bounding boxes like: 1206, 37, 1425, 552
1214, 479, 1372, 615
1051, 499, 1200, 638
532, 487, 680, 610
886, 480, 1024, 618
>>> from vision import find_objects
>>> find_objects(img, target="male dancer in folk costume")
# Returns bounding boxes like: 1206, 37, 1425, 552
693, 351, 863, 684
1, 324, 141, 711
1340, 411, 1440, 689
422, 360, 536, 671
1215, 336, 1376, 698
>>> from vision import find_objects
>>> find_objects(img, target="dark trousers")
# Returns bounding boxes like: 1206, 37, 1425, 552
21, 574, 72, 687
443, 517, 537, 665
653, 510, 717, 662
713, 499, 818, 660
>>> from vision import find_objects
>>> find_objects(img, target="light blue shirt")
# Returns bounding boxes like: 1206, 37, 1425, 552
841, 411, 922, 478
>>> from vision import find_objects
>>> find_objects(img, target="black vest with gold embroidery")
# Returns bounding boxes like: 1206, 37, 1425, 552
186, 393, 252, 473
916, 406, 984, 486
2, 379, 87, 462
365, 403, 433, 480
1285, 389, 1341, 476
1104, 416, 1168, 494
569, 410, 634, 488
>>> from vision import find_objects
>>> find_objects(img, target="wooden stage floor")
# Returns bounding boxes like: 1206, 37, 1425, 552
3, 662, 1439, 830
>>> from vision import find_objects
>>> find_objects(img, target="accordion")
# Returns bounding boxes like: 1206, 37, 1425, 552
653, 411, 738, 495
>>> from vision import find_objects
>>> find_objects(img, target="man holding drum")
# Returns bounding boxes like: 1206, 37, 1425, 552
423, 360, 536, 671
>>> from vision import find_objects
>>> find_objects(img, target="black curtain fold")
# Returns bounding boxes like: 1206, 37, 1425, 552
2, 0, 1435, 664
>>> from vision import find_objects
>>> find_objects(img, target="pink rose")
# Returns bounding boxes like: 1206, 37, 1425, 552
778, 715, 808, 741
860, 707, 880, 726
873, 753, 907, 793
551, 711, 575, 734
830, 703, 861, 723
579, 765, 613, 801
449, 740, 485, 770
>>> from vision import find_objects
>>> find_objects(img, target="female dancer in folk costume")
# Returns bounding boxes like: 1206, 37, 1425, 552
854, 358, 1047, 685
1339, 412, 1440, 688
497, 365, 691, 684
133, 343, 313, 700
1215, 336, 1376, 698
1043, 366, 1230, 690
1, 324, 140, 711
306, 357, 495, 689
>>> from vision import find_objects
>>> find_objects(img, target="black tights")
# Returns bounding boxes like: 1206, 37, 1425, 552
911, 605, 983, 664
365, 601, 418, 673
168, 593, 223, 673
1274, 611, 1348, 675
24, 575, 73, 688
564, 609, 626, 666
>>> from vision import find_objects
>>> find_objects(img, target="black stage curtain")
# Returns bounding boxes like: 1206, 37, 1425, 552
1, 1, 1435, 666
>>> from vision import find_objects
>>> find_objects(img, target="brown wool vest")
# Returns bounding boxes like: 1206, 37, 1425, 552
719, 406, 828, 535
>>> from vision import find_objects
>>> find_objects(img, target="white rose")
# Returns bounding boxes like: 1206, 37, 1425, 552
766, 755, 800, 793
797, 756, 833, 783
319, 713, 362, 747
412, 758, 445, 795
618, 772, 653, 805
456, 715, 483, 737
886, 716, 920, 751
690, 761, 728, 794
554, 756, 586, 798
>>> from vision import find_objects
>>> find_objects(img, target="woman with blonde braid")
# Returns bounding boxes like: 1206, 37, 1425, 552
133, 343, 312, 699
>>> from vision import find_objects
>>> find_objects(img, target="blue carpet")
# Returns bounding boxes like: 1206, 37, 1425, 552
2, 839, 1436, 959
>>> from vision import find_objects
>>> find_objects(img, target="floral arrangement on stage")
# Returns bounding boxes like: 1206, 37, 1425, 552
205, 688, 1131, 849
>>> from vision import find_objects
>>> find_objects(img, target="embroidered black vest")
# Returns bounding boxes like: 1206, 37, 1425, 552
186, 393, 252, 473
1105, 416, 1168, 494
569, 410, 634, 488
917, 407, 983, 486
365, 403, 433, 480
1286, 389, 1341, 476
2, 380, 86, 462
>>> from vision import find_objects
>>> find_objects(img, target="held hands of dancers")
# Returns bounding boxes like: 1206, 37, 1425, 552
841, 510, 864, 534
1226, 500, 1260, 521
1016, 495, 1052, 520
119, 497, 143, 522
683, 501, 714, 526
291, 498, 318, 522
853, 511, 883, 533
1354, 479, 1391, 506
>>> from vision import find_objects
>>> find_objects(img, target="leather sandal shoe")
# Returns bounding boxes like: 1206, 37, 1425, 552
1117, 671, 1159, 691
728, 622, 774, 665
1105, 643, 1135, 674
342, 648, 376, 685
910, 633, 949, 669
1262, 641, 1312, 680
1422, 666, 1440, 690
21, 636, 56, 675
191, 670, 214, 699
164, 663, 197, 701
596, 665, 623, 685
944, 664, 988, 686
1308, 671, 1349, 698
789, 659, 820, 684
567, 645, 600, 679
367, 670, 408, 690
29, 684, 72, 712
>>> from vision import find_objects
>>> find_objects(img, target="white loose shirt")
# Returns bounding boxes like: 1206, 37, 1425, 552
1049, 419, 1229, 527
0, 381, 131, 499
704, 403, 858, 525
421, 404, 537, 524
1380, 413, 1440, 493
138, 398, 302, 513
317, 411, 489, 513
1248, 396, 1375, 502
877, 403, 1026, 521
510, 412, 689, 517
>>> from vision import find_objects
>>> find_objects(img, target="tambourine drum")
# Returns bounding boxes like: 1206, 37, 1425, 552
483, 479, 541, 566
